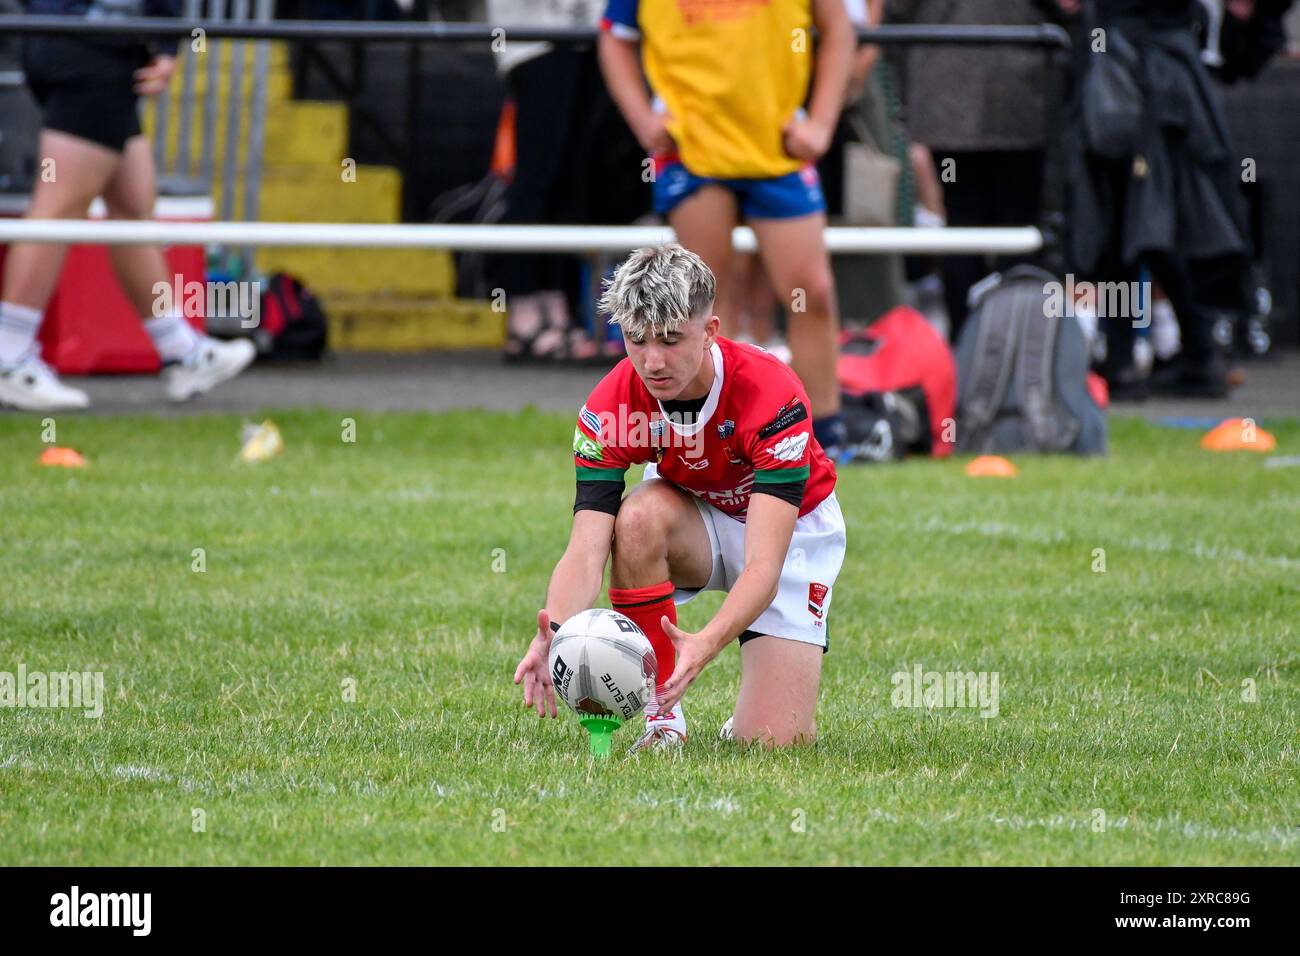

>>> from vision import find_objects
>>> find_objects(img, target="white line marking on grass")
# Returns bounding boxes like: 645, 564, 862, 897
914, 516, 1300, 570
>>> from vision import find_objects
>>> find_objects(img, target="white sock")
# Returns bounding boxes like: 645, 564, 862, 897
144, 313, 203, 363
0, 301, 43, 367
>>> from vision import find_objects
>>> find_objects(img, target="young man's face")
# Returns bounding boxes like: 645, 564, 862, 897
623, 313, 719, 400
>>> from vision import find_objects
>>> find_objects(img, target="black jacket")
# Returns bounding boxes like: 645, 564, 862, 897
1066, 9, 1250, 273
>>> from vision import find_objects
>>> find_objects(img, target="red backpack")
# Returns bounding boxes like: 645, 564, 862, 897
837, 306, 957, 459
256, 273, 328, 361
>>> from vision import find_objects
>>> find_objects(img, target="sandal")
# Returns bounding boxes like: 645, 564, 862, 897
503, 293, 568, 364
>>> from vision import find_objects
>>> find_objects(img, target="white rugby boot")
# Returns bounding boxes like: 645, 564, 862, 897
719, 716, 735, 741
628, 698, 687, 753
164, 336, 256, 402
0, 351, 89, 411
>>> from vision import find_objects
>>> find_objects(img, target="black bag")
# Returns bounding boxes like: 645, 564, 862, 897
1082, 17, 1144, 160
256, 273, 327, 361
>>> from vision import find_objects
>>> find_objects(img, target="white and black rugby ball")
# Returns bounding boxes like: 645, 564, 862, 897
548, 609, 657, 722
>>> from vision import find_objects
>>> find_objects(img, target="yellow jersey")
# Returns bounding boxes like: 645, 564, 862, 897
602, 0, 814, 179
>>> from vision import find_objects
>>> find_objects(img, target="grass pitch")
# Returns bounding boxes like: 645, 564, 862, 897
0, 409, 1296, 865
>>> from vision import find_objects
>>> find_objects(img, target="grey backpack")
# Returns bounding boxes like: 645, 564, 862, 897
955, 266, 1107, 456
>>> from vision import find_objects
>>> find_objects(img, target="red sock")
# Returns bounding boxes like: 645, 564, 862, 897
609, 581, 677, 687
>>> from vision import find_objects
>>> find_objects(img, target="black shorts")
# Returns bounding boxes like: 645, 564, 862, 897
21, 37, 152, 153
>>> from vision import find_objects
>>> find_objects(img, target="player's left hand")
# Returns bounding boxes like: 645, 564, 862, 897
656, 617, 716, 713
134, 55, 177, 96
782, 114, 833, 162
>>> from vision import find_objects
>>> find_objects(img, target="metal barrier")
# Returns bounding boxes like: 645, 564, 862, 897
0, 16, 1070, 264
0, 220, 1044, 254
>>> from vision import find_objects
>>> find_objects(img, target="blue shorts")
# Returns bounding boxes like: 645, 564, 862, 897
652, 155, 826, 220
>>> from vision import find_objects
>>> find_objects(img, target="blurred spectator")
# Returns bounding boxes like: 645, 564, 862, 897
819, 0, 911, 325
1060, 0, 1286, 398
488, 0, 608, 361
0, 0, 255, 411
598, 0, 857, 457
886, 0, 1052, 343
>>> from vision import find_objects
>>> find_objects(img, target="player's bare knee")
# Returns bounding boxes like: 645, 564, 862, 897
611, 490, 670, 569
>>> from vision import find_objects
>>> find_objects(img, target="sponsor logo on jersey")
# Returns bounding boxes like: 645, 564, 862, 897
572, 427, 604, 462
767, 432, 809, 462
757, 398, 808, 439
724, 445, 745, 466
689, 472, 756, 509
717, 419, 735, 439
808, 582, 828, 618
579, 404, 603, 437
679, 456, 710, 470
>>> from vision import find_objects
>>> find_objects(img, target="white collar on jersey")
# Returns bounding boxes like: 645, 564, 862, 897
658, 341, 723, 436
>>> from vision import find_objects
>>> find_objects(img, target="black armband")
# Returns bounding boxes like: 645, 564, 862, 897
751, 480, 805, 508
574, 479, 624, 516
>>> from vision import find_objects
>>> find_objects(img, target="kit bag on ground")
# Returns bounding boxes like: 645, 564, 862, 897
837, 305, 957, 462
955, 265, 1107, 456
256, 273, 328, 361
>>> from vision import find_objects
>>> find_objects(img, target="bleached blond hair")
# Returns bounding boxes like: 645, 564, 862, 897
598, 244, 716, 338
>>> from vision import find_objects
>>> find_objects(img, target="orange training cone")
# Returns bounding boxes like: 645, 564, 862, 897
38, 447, 87, 468
1200, 418, 1276, 453
966, 455, 1018, 477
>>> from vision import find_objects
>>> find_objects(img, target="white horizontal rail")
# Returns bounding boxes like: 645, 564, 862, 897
0, 220, 1043, 255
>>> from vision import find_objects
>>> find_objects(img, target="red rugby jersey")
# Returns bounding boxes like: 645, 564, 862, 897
572, 337, 836, 520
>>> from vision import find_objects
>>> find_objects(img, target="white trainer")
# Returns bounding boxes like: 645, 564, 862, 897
628, 703, 687, 753
164, 337, 256, 402
0, 351, 89, 411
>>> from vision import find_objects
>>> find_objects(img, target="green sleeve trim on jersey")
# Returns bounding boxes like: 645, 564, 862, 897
576, 465, 628, 482
754, 465, 810, 484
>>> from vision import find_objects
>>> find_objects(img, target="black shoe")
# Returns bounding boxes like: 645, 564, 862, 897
1149, 355, 1229, 399
1100, 362, 1149, 402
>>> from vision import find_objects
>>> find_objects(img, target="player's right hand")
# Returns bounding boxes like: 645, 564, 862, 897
513, 609, 558, 719
635, 112, 676, 156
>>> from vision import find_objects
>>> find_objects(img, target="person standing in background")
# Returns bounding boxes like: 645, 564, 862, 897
598, 0, 857, 459
488, 0, 647, 364
885, 0, 1051, 343
0, 0, 256, 411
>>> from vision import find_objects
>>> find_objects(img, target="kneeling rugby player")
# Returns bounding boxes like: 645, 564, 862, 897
513, 244, 846, 748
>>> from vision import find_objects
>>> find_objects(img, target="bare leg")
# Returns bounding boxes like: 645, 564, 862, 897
909, 143, 946, 220
749, 213, 841, 417
732, 635, 823, 746
610, 478, 714, 590
729, 252, 780, 345
1, 130, 120, 310
668, 185, 739, 336
102, 135, 171, 318
744, 256, 780, 346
